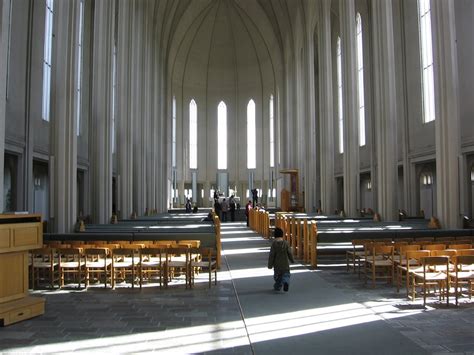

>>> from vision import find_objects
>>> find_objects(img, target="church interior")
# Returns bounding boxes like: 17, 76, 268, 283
0, 0, 473, 353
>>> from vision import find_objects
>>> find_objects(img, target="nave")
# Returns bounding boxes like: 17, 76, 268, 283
1, 223, 473, 354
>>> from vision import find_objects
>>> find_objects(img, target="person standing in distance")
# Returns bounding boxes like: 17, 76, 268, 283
268, 227, 294, 292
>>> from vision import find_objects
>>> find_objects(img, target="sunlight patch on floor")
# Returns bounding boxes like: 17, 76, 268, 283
4, 301, 427, 354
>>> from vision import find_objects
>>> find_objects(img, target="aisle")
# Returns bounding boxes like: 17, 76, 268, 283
221, 223, 427, 355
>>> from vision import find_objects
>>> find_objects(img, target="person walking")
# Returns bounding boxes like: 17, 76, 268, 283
229, 195, 236, 222
221, 198, 229, 222
268, 227, 294, 292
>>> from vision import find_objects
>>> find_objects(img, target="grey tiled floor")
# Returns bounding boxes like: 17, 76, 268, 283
1, 223, 473, 354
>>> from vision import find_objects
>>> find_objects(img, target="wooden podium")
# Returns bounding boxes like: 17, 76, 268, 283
0, 214, 45, 326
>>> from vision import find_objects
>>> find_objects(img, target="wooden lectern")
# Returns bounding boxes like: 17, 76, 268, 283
0, 214, 45, 326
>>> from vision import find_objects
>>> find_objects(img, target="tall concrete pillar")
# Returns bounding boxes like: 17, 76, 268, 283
90, 0, 115, 224
318, 0, 335, 215
116, 0, 134, 220
432, 0, 461, 228
49, 0, 78, 232
0, 0, 11, 213
340, 0, 360, 217
372, 1, 398, 221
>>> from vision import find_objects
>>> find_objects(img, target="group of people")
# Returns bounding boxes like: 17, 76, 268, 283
214, 193, 237, 222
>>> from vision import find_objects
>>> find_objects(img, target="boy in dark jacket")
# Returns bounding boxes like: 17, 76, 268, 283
268, 227, 295, 292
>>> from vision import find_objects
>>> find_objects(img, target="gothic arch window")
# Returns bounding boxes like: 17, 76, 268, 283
247, 99, 256, 169
356, 13, 366, 147
189, 99, 197, 169
336, 36, 343, 154
42, 0, 54, 122
418, 0, 435, 123
76, 0, 84, 135
269, 95, 275, 168
217, 101, 227, 170
420, 172, 433, 186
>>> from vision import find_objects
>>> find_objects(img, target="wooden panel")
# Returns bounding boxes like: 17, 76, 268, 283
0, 228, 11, 249
0, 252, 28, 303
13, 224, 41, 248
0, 297, 45, 326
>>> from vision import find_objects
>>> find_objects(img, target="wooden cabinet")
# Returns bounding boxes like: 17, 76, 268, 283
0, 214, 45, 326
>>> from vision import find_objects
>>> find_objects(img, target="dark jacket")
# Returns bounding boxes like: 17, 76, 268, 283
268, 239, 294, 272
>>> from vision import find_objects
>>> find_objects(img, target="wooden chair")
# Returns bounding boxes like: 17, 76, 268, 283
189, 247, 217, 288
449, 255, 474, 305
111, 247, 141, 289
30, 247, 60, 289
411, 256, 450, 306
346, 239, 371, 274
403, 250, 431, 297
365, 245, 394, 288
58, 248, 85, 289
84, 247, 111, 288
165, 247, 191, 288
421, 244, 446, 251
457, 249, 474, 256
139, 247, 166, 288
394, 245, 421, 293
448, 244, 472, 250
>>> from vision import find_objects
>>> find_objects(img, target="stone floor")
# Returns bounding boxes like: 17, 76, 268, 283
1, 222, 473, 354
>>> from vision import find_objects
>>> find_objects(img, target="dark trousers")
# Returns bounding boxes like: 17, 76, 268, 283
273, 270, 290, 291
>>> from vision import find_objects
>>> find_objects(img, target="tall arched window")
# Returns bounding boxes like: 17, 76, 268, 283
337, 36, 343, 154
218, 101, 227, 170
418, 0, 435, 123
269, 95, 274, 168
76, 0, 84, 135
247, 99, 256, 169
356, 13, 366, 147
189, 99, 197, 169
42, 0, 54, 122
172, 96, 176, 168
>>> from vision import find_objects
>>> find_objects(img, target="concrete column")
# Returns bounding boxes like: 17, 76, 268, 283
116, 0, 133, 220
318, 0, 335, 215
304, 29, 317, 213
340, 0, 360, 217
0, 0, 11, 213
432, 0, 461, 228
371, 1, 398, 221
49, 0, 78, 232
131, 2, 146, 214
90, 0, 115, 223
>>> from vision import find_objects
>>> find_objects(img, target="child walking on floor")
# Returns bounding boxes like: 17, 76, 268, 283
268, 227, 295, 292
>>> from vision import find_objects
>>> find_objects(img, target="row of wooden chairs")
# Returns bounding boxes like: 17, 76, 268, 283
347, 239, 473, 275
30, 245, 217, 290
355, 241, 474, 305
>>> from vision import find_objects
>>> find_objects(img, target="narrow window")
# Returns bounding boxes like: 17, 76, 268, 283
172, 96, 177, 168
247, 99, 256, 169
356, 13, 366, 146
76, 0, 84, 135
418, 0, 435, 123
269, 95, 275, 168
189, 99, 197, 169
337, 36, 343, 154
42, 0, 54, 122
218, 101, 227, 170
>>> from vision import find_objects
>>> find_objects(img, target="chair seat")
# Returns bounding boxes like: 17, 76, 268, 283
113, 261, 135, 268
450, 271, 474, 279
86, 260, 112, 268
60, 261, 85, 268
413, 271, 448, 281
34, 261, 59, 268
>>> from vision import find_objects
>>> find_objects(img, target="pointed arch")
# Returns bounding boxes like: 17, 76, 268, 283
189, 99, 197, 169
